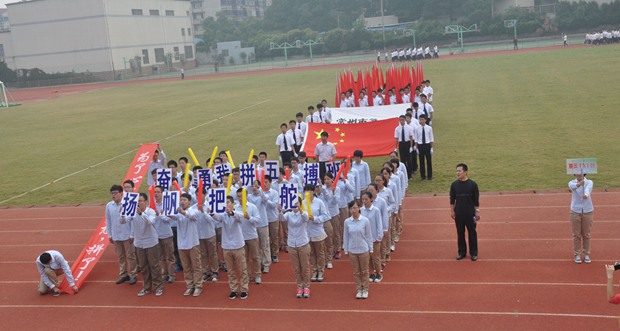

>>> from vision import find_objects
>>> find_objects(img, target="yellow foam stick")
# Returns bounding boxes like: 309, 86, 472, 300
247, 149, 254, 164
305, 192, 312, 217
225, 151, 235, 168
188, 148, 200, 167
183, 163, 191, 188
297, 193, 304, 212
242, 188, 248, 214
207, 146, 218, 168
225, 173, 233, 196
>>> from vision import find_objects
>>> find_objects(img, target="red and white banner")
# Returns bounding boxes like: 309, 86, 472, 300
59, 143, 158, 294
301, 118, 399, 159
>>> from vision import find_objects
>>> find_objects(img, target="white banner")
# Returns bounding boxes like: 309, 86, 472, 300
330, 104, 409, 124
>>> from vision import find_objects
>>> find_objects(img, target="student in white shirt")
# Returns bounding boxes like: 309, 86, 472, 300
419, 94, 434, 125
147, 148, 166, 185
361, 192, 383, 283
153, 185, 179, 283
295, 112, 308, 142
195, 189, 219, 282
234, 188, 262, 284
569, 173, 594, 264
276, 123, 295, 165
288, 120, 303, 155
414, 115, 434, 180
358, 91, 368, 107
36, 250, 79, 296
423, 80, 434, 103
172, 193, 203, 297
247, 180, 272, 273
106, 184, 138, 285
317, 173, 340, 269
343, 201, 373, 299
375, 174, 396, 266
279, 200, 311, 298
304, 184, 331, 282
263, 175, 281, 263
367, 183, 389, 273
306, 105, 320, 123
351, 150, 371, 195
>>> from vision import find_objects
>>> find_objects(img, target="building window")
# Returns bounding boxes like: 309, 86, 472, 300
185, 46, 194, 59
221, 49, 229, 56
154, 48, 165, 63
165, 10, 174, 16
149, 9, 159, 16
188, 28, 191, 36
142, 49, 149, 65
173, 47, 180, 60
131, 9, 143, 16
181, 28, 185, 36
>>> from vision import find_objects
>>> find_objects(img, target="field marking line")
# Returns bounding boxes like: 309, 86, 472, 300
0, 100, 271, 206
403, 204, 620, 211
408, 191, 620, 198
395, 238, 620, 242
0, 304, 614, 319
0, 217, 101, 221
0, 229, 95, 233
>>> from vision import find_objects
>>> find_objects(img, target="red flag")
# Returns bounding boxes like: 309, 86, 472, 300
148, 184, 156, 210
302, 118, 400, 158
59, 143, 159, 294
197, 180, 204, 206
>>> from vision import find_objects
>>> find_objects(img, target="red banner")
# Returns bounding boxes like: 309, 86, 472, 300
301, 118, 399, 159
59, 143, 159, 294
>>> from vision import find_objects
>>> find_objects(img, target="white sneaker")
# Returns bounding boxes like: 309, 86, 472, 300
584, 255, 591, 264
361, 290, 369, 299
355, 291, 362, 299
326, 262, 333, 269
574, 255, 582, 264
390, 245, 395, 252
255, 276, 262, 284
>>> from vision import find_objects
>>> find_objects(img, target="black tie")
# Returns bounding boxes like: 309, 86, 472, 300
319, 112, 323, 122
291, 130, 297, 144
283, 134, 289, 151
311, 116, 313, 123
422, 126, 426, 144
298, 123, 301, 130
423, 104, 427, 117
401, 126, 405, 142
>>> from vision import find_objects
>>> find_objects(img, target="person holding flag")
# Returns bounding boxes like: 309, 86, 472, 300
36, 250, 79, 296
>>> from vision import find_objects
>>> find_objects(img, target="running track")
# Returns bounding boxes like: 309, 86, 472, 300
1, 191, 619, 330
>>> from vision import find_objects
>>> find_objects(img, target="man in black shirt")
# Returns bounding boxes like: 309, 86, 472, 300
449, 163, 480, 261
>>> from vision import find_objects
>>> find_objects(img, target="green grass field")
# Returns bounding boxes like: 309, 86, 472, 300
1, 45, 619, 206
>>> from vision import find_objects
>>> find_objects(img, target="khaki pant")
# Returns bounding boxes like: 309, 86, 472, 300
200, 236, 219, 275
338, 208, 349, 249
38, 267, 62, 294
570, 211, 594, 256
136, 244, 163, 292
397, 205, 404, 237
349, 252, 370, 292
280, 221, 289, 247
309, 240, 325, 275
179, 246, 203, 290
389, 213, 398, 246
113, 239, 137, 278
381, 231, 390, 264
158, 237, 175, 278
323, 221, 334, 263
257, 226, 271, 268
370, 241, 382, 274
244, 238, 262, 278
224, 247, 249, 292
268, 221, 280, 257
330, 215, 342, 253
289, 244, 311, 289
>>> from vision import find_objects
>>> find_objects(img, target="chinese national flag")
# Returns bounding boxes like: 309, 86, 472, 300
301, 118, 400, 158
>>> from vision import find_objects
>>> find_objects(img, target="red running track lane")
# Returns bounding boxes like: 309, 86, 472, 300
0, 190, 619, 330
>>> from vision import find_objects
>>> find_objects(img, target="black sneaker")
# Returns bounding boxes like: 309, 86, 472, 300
240, 292, 248, 300
115, 275, 130, 284
228, 291, 238, 300
129, 276, 137, 285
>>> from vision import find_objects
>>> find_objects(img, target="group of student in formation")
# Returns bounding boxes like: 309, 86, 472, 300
106, 149, 409, 300
338, 79, 434, 111
583, 29, 620, 45
380, 46, 439, 63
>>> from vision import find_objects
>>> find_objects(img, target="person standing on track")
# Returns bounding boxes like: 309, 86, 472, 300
569, 173, 594, 264
343, 201, 373, 299
36, 250, 79, 296
450, 163, 480, 261
106, 184, 138, 285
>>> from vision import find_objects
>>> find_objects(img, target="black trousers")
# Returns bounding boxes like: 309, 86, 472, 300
398, 142, 414, 178
294, 144, 302, 154
280, 151, 293, 166
318, 161, 327, 182
418, 144, 432, 179
455, 214, 478, 256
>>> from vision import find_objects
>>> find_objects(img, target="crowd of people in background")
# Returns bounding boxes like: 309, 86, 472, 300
584, 29, 620, 45
378, 46, 439, 63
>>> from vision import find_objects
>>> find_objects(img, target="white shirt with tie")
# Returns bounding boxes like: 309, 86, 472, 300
275, 132, 294, 152
414, 124, 434, 145
394, 124, 414, 144
289, 128, 303, 147
295, 121, 307, 142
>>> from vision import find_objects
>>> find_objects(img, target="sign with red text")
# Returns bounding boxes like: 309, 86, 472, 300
566, 158, 597, 175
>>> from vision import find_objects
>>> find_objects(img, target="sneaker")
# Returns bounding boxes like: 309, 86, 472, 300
228, 291, 238, 300
161, 275, 169, 282
168, 275, 176, 283
394, 236, 400, 243
311, 273, 318, 282
52, 291, 61, 297
211, 272, 219, 282
317, 273, 324, 282
272, 256, 279, 263
361, 290, 369, 299
174, 265, 183, 272
115, 275, 130, 285
262, 266, 270, 273
369, 274, 376, 282
334, 251, 341, 259
390, 245, 395, 252
584, 255, 591, 264
574, 255, 582, 264
155, 289, 163, 297
137, 289, 150, 297
220, 263, 227, 272
192, 288, 202, 297
326, 262, 333, 269
296, 289, 303, 298
183, 288, 194, 296
374, 274, 383, 283
303, 288, 310, 298
355, 290, 363, 299
129, 276, 137, 285
240, 292, 248, 300
203, 273, 211, 281
255, 276, 262, 285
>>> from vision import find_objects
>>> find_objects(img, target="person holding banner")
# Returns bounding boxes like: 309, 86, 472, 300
129, 193, 163, 297
234, 188, 262, 284
106, 185, 138, 285
36, 250, 79, 296
343, 201, 373, 299
279, 199, 312, 298
263, 175, 281, 263
569, 173, 594, 264
173, 193, 203, 297
147, 148, 166, 185
305, 184, 331, 282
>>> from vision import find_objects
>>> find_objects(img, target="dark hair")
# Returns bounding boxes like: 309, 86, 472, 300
323, 172, 334, 180
254, 180, 261, 186
252, 155, 258, 162
347, 200, 358, 209
390, 150, 399, 157
368, 183, 378, 191
226, 196, 234, 203
154, 185, 164, 192
304, 184, 316, 192
316, 103, 323, 109
456, 163, 468, 172
296, 112, 304, 117
139, 192, 148, 201
399, 115, 406, 119
39, 252, 52, 264
308, 105, 315, 110
390, 158, 400, 166
291, 157, 299, 163
298, 151, 307, 158
232, 167, 240, 174
181, 193, 192, 201
214, 157, 223, 162
381, 166, 392, 174
179, 157, 189, 163
264, 174, 273, 182
259, 151, 267, 157
151, 169, 158, 175
236, 188, 244, 194
320, 131, 329, 137
219, 151, 228, 157
413, 102, 419, 107
289, 120, 296, 125
193, 165, 202, 171
167, 160, 178, 167
362, 191, 373, 200
280, 123, 288, 128
123, 180, 135, 188
110, 184, 123, 193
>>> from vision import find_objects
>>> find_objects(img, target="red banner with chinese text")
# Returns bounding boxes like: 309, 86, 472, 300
59, 143, 158, 294
301, 118, 399, 159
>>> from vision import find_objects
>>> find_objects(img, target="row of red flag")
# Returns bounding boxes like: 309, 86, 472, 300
335, 62, 425, 107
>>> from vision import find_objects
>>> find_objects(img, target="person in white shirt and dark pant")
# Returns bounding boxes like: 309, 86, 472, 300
276, 123, 295, 165
414, 115, 434, 180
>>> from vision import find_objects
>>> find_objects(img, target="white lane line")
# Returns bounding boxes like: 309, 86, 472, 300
403, 204, 620, 211
395, 238, 620, 242
0, 217, 101, 221
0, 100, 271, 206
0, 229, 94, 234
405, 220, 620, 225
0, 304, 614, 320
